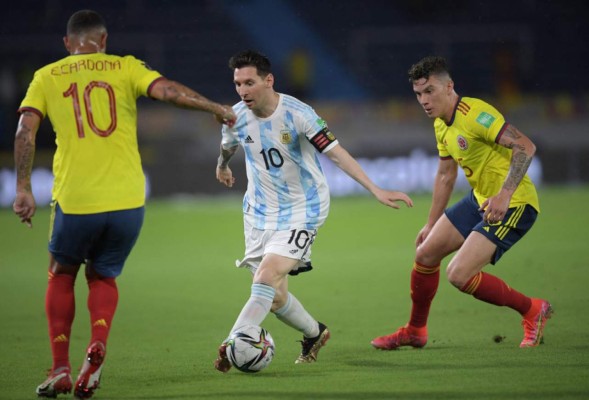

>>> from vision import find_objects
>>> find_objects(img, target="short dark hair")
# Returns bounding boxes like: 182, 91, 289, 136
408, 56, 451, 82
228, 50, 272, 77
67, 10, 106, 35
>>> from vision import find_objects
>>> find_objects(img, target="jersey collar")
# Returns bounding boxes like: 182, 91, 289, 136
445, 96, 462, 126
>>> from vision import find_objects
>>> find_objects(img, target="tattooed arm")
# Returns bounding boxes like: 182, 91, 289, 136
13, 111, 41, 227
216, 145, 238, 188
497, 123, 536, 191
149, 78, 236, 126
479, 123, 536, 223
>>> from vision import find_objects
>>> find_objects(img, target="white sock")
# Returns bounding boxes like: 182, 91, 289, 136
274, 292, 319, 338
229, 283, 275, 335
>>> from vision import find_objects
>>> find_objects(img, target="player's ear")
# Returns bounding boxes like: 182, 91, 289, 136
100, 33, 108, 52
446, 79, 454, 94
265, 73, 274, 88
63, 36, 71, 53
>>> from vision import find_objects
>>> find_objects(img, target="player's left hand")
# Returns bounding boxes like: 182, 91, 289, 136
375, 189, 414, 209
479, 191, 511, 224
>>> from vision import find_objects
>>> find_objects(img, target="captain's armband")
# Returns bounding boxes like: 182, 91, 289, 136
310, 128, 337, 152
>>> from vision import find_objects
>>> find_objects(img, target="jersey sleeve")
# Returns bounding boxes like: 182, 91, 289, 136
300, 106, 338, 153
18, 69, 47, 118
125, 56, 163, 98
434, 119, 451, 159
221, 125, 240, 149
470, 103, 506, 144
221, 105, 241, 149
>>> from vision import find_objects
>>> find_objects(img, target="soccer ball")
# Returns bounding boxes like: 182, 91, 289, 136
226, 325, 275, 373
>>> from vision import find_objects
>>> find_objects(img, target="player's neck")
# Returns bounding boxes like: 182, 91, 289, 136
253, 92, 280, 118
442, 92, 460, 124
69, 37, 105, 55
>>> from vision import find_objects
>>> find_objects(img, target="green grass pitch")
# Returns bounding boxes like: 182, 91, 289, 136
1, 187, 588, 399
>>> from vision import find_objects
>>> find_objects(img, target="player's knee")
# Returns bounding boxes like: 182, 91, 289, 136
270, 292, 287, 312
446, 262, 467, 289
415, 246, 441, 267
254, 266, 285, 288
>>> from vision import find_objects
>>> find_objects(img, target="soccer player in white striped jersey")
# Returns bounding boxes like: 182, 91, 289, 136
213, 50, 413, 372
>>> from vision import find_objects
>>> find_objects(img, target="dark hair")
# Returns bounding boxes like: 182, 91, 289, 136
408, 56, 451, 82
228, 50, 272, 77
67, 10, 106, 35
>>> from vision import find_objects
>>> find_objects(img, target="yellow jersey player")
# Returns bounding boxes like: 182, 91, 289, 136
13, 9, 235, 399
371, 56, 551, 350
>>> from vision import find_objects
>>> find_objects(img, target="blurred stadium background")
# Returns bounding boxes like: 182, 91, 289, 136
1, 0, 588, 206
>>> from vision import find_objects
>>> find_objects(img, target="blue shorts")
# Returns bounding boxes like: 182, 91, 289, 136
445, 191, 538, 265
48, 202, 145, 277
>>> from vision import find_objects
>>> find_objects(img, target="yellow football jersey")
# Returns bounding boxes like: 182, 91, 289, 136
19, 53, 162, 213
434, 97, 539, 212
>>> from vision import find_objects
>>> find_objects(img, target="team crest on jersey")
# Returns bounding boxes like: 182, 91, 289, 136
280, 129, 292, 144
457, 135, 468, 150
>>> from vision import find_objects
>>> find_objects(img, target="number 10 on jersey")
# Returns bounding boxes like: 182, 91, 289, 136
63, 81, 117, 138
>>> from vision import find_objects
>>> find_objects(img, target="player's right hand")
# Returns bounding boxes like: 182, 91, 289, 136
415, 224, 433, 247
13, 192, 36, 228
216, 165, 235, 188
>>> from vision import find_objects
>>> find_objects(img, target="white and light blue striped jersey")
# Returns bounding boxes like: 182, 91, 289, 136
221, 94, 339, 231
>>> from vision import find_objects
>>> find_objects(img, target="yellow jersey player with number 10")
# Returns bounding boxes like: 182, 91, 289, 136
13, 9, 236, 399
20, 53, 162, 213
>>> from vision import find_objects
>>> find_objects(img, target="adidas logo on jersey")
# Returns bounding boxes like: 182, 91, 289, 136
245, 135, 254, 143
